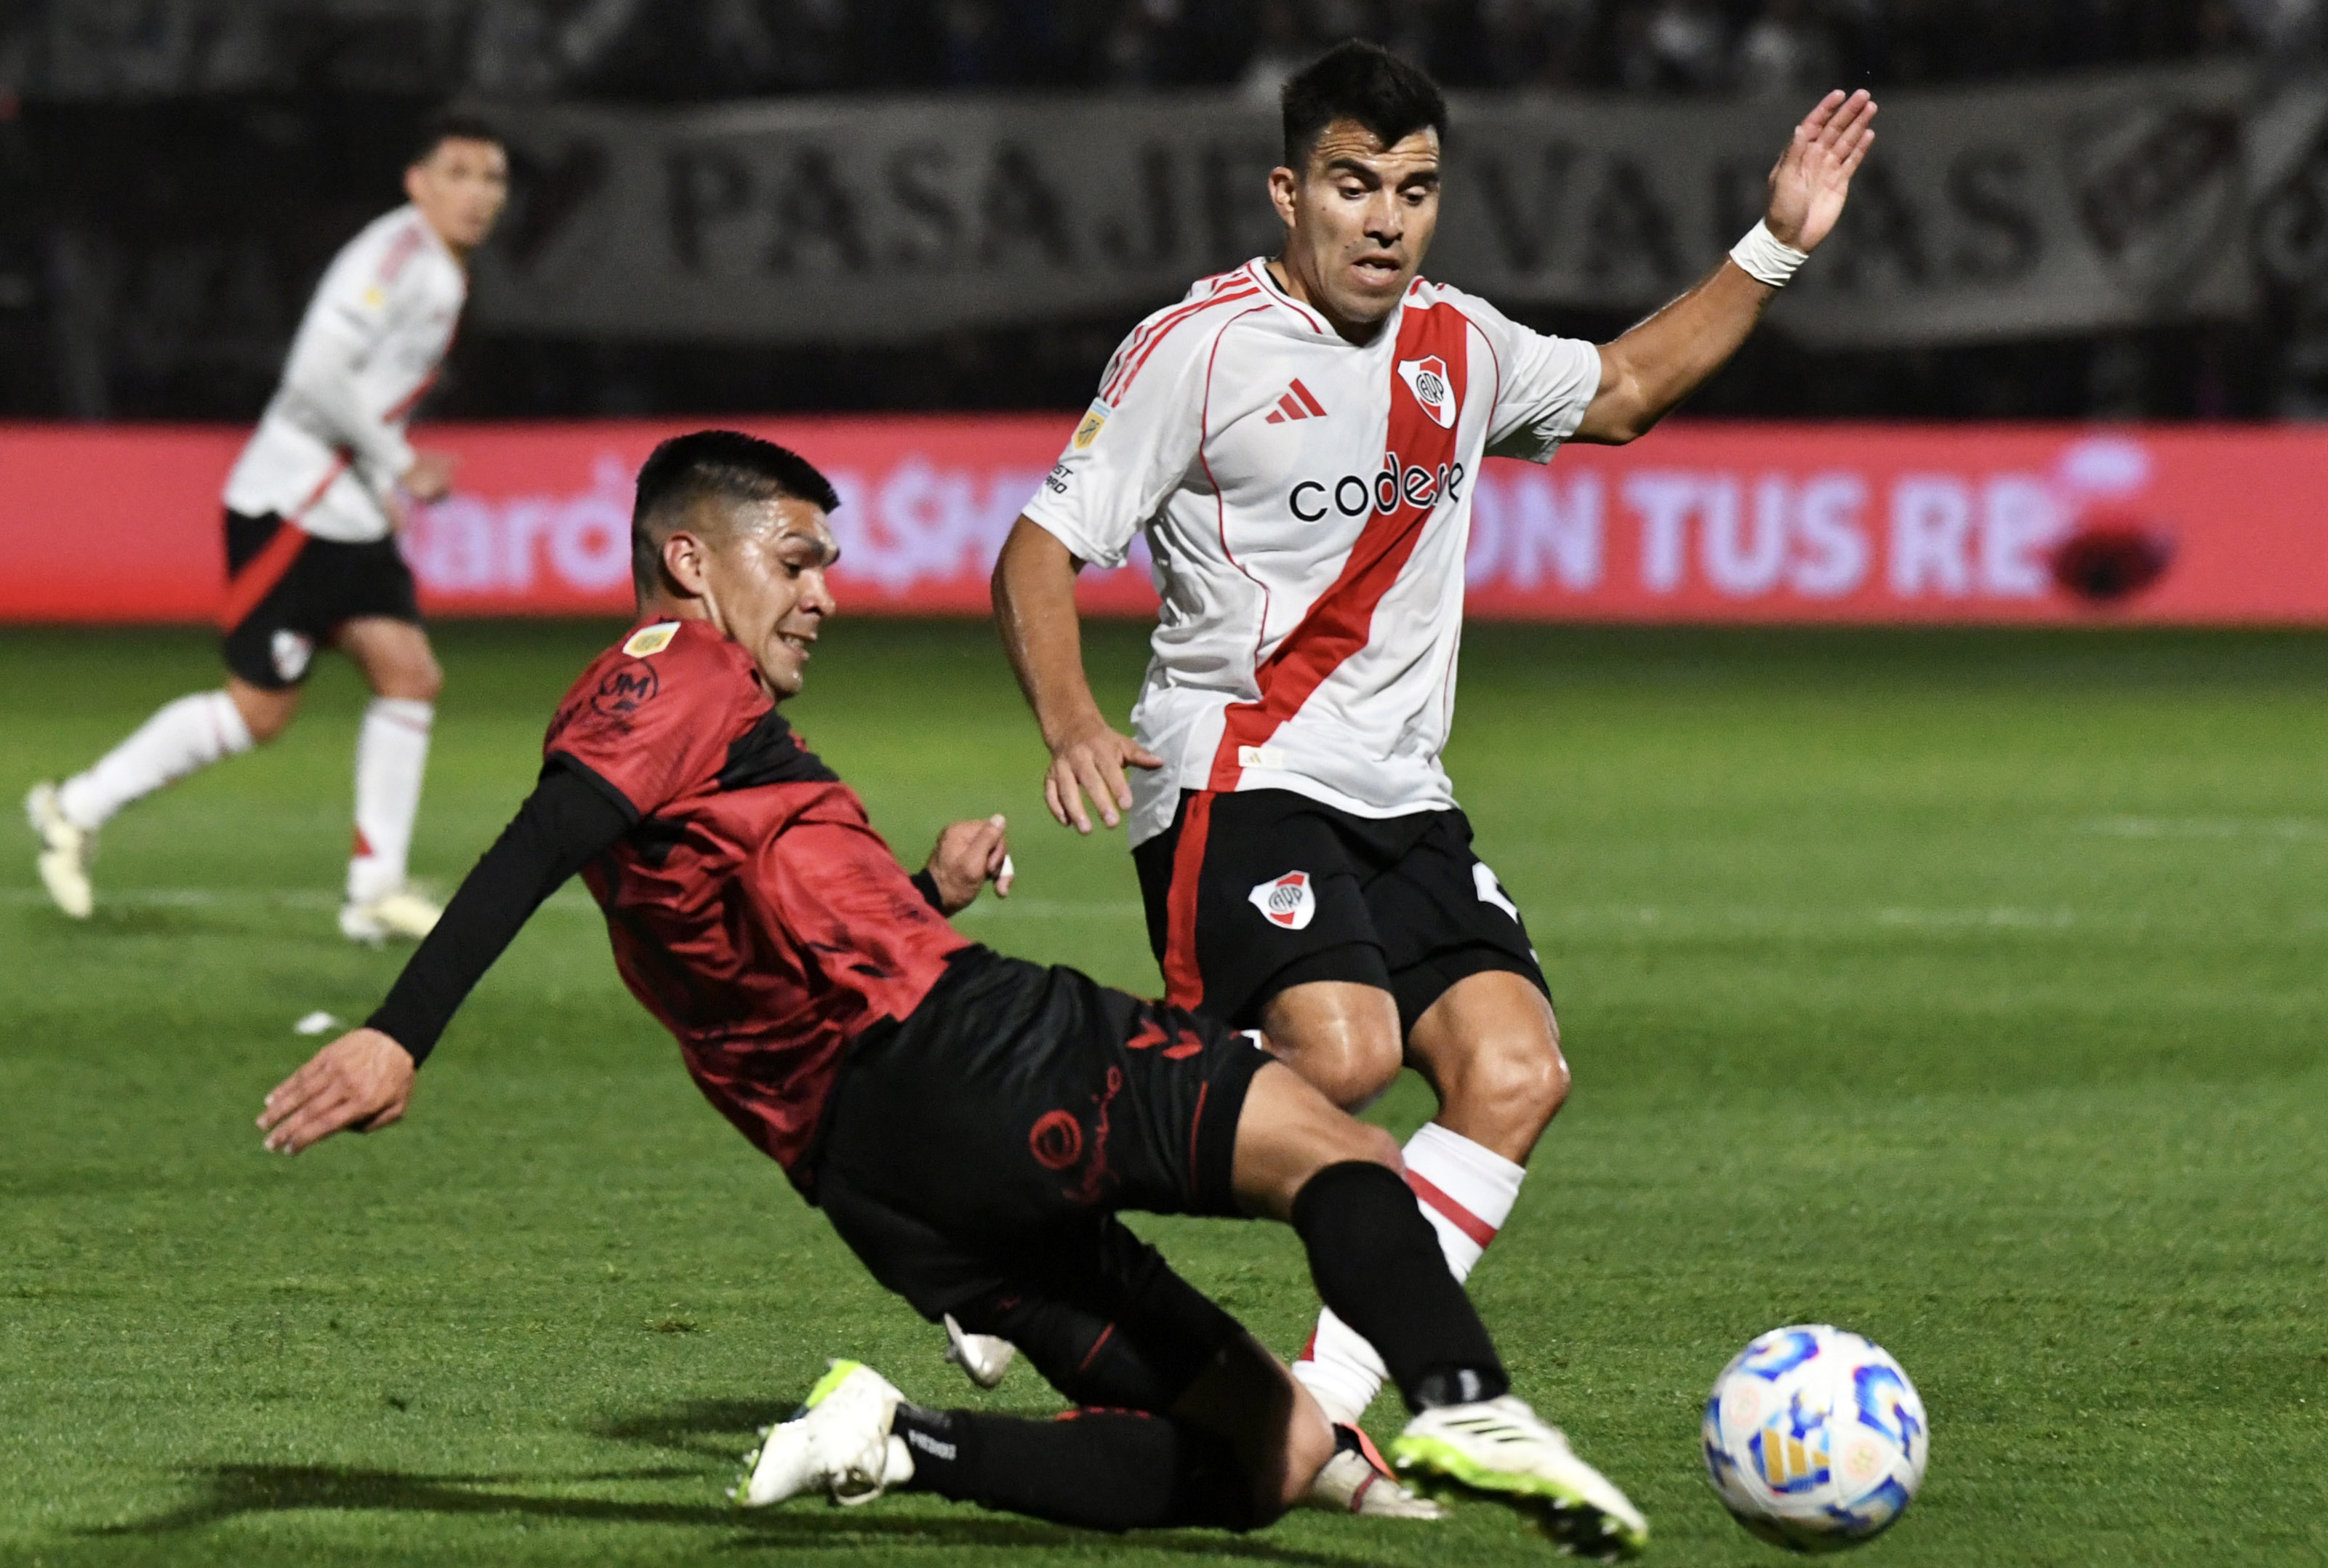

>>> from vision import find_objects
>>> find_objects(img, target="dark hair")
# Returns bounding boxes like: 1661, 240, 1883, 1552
410, 108, 505, 167
630, 430, 842, 594
1280, 40, 1448, 172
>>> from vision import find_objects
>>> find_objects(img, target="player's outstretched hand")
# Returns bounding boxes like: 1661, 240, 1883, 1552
1045, 721, 1163, 835
258, 1027, 416, 1155
926, 814, 1016, 914
1765, 89, 1877, 253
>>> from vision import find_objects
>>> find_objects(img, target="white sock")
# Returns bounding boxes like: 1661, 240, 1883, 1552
346, 697, 433, 904
57, 690, 253, 830
1292, 1122, 1528, 1427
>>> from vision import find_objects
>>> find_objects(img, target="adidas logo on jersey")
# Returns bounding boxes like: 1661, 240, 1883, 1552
1264, 379, 1328, 425
1248, 870, 1317, 930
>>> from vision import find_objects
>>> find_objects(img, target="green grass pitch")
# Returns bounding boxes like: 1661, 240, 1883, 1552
4, 618, 2326, 1567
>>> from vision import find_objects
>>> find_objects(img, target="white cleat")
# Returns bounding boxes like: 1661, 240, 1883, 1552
1304, 1426, 1446, 1519
25, 783, 94, 919
944, 1314, 1016, 1390
1391, 1396, 1648, 1559
340, 887, 442, 945
731, 1360, 913, 1509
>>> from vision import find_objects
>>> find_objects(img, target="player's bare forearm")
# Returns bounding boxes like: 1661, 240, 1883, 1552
1573, 262, 1774, 445
992, 518, 1161, 832
1573, 89, 1875, 446
993, 519, 1107, 747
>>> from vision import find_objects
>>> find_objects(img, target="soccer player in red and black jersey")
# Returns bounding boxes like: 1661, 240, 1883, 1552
255, 431, 1647, 1552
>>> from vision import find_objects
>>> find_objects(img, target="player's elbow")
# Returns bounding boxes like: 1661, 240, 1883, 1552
1575, 358, 1661, 446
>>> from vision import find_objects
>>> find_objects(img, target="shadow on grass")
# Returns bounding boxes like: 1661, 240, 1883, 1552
89, 1462, 1389, 1564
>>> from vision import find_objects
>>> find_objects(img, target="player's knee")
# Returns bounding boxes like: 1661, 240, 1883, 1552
1304, 1031, 1402, 1111
1461, 1028, 1569, 1130
1346, 1119, 1402, 1173
231, 686, 297, 745
384, 654, 443, 704
1261, 1407, 1338, 1520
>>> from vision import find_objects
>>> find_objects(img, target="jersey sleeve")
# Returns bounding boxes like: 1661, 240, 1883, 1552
1464, 292, 1606, 465
542, 627, 748, 820
1018, 292, 1214, 570
277, 224, 421, 485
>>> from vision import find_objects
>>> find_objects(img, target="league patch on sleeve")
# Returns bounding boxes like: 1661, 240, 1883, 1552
622, 622, 681, 657
1072, 401, 1110, 450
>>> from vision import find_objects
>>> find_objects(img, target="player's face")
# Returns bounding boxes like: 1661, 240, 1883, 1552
406, 137, 510, 256
692, 497, 840, 699
1272, 122, 1441, 334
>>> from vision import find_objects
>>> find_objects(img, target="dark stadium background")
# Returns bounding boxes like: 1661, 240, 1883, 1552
0, 0, 2304, 424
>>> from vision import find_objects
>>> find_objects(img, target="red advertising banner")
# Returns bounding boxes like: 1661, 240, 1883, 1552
4, 418, 2324, 624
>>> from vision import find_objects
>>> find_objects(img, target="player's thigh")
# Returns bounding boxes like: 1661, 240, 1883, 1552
819, 953, 1268, 1234
1131, 788, 1389, 1031
337, 616, 440, 701
220, 510, 330, 695
1365, 810, 1554, 1037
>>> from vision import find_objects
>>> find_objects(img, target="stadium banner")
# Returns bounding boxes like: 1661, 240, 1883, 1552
3, 418, 2326, 627
470, 64, 2256, 349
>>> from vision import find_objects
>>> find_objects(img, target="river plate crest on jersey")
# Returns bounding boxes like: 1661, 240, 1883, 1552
1397, 355, 1455, 429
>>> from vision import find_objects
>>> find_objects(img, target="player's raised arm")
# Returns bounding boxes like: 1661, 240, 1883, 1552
992, 518, 1161, 835
1572, 89, 1876, 446
257, 763, 632, 1154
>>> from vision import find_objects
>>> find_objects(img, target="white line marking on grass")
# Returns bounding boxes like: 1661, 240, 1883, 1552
2083, 816, 2328, 840
0, 887, 603, 913
954, 898, 1146, 920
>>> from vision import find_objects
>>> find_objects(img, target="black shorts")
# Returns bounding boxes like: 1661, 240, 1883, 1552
1133, 788, 1549, 1036
220, 509, 422, 690
815, 946, 1269, 1410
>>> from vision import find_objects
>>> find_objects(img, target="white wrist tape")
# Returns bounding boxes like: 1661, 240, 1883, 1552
1730, 220, 1810, 287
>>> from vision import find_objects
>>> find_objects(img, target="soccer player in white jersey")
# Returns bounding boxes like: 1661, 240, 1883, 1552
992, 42, 1874, 1519
26, 113, 508, 943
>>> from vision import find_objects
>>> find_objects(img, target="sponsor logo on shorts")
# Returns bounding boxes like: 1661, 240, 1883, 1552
590, 660, 660, 717
1399, 354, 1455, 429
1028, 1109, 1083, 1170
1472, 861, 1521, 922
622, 622, 679, 657
1072, 401, 1110, 450
1248, 870, 1317, 931
270, 630, 314, 683
905, 1427, 958, 1461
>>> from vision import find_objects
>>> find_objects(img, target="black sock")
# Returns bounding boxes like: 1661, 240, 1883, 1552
892, 1404, 1256, 1532
1289, 1159, 1509, 1412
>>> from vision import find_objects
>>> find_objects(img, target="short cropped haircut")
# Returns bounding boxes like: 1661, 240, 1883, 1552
411, 108, 505, 167
1280, 40, 1448, 172
630, 430, 842, 595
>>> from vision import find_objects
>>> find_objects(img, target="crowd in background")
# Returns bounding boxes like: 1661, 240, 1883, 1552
6, 0, 2308, 102
0, 1, 2313, 424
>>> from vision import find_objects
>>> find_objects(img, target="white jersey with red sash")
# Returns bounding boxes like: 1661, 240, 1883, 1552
1021, 257, 1604, 848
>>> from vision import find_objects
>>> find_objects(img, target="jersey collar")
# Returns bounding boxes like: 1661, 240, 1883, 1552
1248, 257, 1414, 346
1247, 258, 1337, 337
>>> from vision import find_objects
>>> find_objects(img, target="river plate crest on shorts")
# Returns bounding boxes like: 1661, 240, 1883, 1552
1249, 870, 1317, 930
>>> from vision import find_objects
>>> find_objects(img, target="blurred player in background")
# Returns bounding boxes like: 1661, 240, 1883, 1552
26, 111, 507, 942
992, 41, 1873, 1510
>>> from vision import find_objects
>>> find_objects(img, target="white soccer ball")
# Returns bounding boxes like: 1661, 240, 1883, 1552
1702, 1324, 1928, 1552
